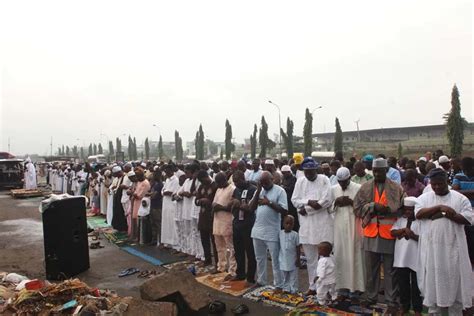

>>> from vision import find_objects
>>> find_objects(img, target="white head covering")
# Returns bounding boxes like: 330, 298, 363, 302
336, 167, 351, 181
418, 157, 427, 162
372, 158, 388, 168
153, 165, 159, 171
104, 170, 112, 176
127, 171, 136, 177
141, 162, 147, 168
264, 159, 274, 165
112, 166, 122, 173
404, 196, 417, 207
281, 165, 292, 172
438, 155, 450, 164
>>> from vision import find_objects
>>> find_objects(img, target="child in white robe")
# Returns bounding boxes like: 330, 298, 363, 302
315, 241, 337, 305
278, 215, 300, 293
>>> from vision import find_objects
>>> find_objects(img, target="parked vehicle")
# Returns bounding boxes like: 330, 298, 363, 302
0, 158, 24, 188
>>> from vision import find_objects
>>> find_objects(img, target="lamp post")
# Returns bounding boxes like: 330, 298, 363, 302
310, 105, 323, 114
268, 100, 282, 151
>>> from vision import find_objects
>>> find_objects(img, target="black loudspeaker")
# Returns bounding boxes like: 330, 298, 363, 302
42, 196, 90, 280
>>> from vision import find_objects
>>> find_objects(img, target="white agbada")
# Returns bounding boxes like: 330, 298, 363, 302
415, 190, 473, 309
161, 175, 179, 246
179, 178, 194, 254
331, 181, 365, 292
106, 176, 119, 225
291, 175, 334, 245
24, 160, 37, 190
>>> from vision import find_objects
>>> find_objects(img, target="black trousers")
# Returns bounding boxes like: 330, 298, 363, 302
397, 267, 423, 313
200, 229, 218, 266
233, 224, 256, 282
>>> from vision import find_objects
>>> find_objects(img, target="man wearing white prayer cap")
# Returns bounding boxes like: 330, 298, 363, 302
24, 157, 37, 190
332, 167, 365, 299
291, 157, 334, 295
354, 158, 405, 313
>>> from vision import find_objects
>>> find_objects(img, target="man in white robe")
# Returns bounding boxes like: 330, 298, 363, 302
120, 164, 133, 217
24, 157, 37, 190
291, 157, 334, 295
178, 164, 198, 255
415, 168, 473, 315
161, 164, 179, 248
331, 167, 365, 298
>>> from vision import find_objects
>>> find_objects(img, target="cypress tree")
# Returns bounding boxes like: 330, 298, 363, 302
128, 136, 133, 159
445, 84, 466, 156
80, 147, 84, 160
281, 117, 294, 158
175, 131, 183, 161
116, 137, 121, 153
334, 117, 343, 154
225, 119, 235, 159
196, 124, 205, 160
158, 136, 164, 161
144, 138, 150, 160
108, 141, 114, 157
397, 143, 403, 159
98, 143, 103, 155
93, 144, 97, 155
259, 116, 269, 158
303, 108, 313, 157
250, 124, 257, 159
88, 144, 93, 157
66, 146, 70, 156
133, 137, 138, 160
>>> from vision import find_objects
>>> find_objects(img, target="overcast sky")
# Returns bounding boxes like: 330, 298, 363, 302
0, 0, 472, 155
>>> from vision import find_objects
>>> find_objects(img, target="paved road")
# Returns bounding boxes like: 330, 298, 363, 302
0, 190, 297, 315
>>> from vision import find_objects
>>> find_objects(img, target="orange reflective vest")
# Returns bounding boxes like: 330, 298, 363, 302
363, 186, 396, 240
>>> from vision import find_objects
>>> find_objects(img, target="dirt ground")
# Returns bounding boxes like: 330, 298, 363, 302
0, 190, 310, 315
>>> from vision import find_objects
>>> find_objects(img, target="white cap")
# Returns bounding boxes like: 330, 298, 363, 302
127, 171, 136, 177
372, 158, 388, 168
404, 196, 417, 207
141, 162, 147, 167
112, 166, 122, 173
418, 157, 427, 162
281, 165, 291, 172
264, 159, 274, 165
336, 167, 351, 181
438, 155, 450, 164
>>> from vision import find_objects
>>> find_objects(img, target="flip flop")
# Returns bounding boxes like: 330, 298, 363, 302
89, 242, 104, 249
231, 304, 249, 315
118, 268, 140, 277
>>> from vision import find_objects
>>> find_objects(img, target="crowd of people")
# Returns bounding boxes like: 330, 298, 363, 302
40, 150, 473, 315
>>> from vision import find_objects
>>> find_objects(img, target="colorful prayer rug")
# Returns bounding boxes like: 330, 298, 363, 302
195, 272, 254, 297
286, 299, 388, 316
86, 215, 111, 229
243, 286, 305, 310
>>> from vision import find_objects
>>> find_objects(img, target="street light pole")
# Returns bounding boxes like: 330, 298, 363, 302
310, 105, 323, 115
268, 100, 282, 151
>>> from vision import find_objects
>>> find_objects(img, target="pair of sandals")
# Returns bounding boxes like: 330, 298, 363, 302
208, 301, 249, 315
118, 267, 140, 277
90, 241, 104, 249
137, 270, 158, 278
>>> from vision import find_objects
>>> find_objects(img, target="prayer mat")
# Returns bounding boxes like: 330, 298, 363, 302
86, 216, 111, 229
243, 286, 305, 310
120, 244, 188, 266
286, 298, 388, 316
195, 272, 254, 297
103, 230, 129, 246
